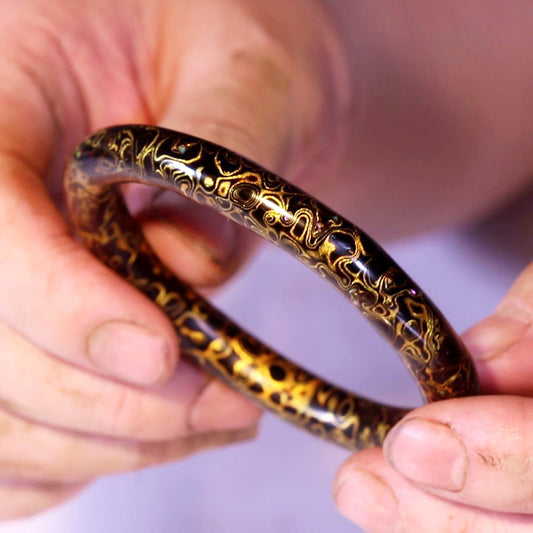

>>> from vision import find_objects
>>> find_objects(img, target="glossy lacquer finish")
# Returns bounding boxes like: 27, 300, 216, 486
64, 125, 480, 450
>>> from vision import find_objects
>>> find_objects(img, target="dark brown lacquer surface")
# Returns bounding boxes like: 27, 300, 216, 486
64, 124, 480, 450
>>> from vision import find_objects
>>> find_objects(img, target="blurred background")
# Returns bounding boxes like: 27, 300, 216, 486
0, 186, 531, 533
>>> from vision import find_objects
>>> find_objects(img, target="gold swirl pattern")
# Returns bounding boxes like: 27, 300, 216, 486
64, 125, 480, 450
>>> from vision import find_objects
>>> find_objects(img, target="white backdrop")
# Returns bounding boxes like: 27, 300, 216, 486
1, 188, 531, 533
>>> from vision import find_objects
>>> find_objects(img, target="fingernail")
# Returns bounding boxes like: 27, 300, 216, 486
146, 191, 237, 269
463, 306, 531, 360
334, 470, 398, 530
189, 379, 262, 433
88, 320, 172, 386
385, 417, 467, 492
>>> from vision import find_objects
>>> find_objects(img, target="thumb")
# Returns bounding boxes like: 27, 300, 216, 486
140, 51, 291, 287
462, 260, 533, 394
134, 0, 347, 287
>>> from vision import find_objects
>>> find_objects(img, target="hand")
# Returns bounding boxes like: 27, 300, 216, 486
2, 0, 532, 523
328, 2, 533, 530
334, 261, 533, 531
0, 0, 346, 519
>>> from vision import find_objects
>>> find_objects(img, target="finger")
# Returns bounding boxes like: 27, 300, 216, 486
0, 14, 187, 388
2, 0, 258, 292
139, 0, 348, 285
0, 150, 181, 388
0, 404, 256, 484
0, 8, 261, 445
0, 321, 260, 441
139, 20, 293, 287
380, 396, 533, 514
0, 19, 248, 392
131, 187, 258, 288
334, 448, 533, 533
0, 480, 85, 521
463, 261, 532, 394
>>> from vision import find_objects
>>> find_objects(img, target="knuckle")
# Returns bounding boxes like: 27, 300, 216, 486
100, 386, 181, 441
101, 384, 188, 441
103, 387, 145, 438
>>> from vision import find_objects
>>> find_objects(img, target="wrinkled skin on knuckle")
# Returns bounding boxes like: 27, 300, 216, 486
101, 386, 151, 439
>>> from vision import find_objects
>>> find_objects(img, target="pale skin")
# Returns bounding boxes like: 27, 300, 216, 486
0, 0, 532, 530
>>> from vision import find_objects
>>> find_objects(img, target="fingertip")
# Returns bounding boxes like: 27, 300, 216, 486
125, 185, 256, 289
141, 217, 239, 288
462, 305, 532, 394
188, 379, 262, 433
462, 306, 530, 361
334, 452, 399, 532
0, 206, 183, 388
383, 417, 467, 493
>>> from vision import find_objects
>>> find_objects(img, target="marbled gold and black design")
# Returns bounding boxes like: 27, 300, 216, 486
64, 124, 479, 450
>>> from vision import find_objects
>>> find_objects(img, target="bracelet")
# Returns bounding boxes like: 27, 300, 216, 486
64, 124, 480, 450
